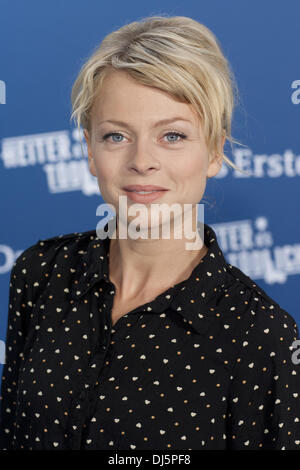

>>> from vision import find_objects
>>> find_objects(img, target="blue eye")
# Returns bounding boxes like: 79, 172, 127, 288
164, 132, 186, 143
102, 132, 124, 142
101, 131, 187, 144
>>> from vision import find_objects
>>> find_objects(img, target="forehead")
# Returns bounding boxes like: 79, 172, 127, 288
91, 70, 200, 125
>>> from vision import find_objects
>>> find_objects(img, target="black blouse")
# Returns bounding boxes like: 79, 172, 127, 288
1, 222, 300, 450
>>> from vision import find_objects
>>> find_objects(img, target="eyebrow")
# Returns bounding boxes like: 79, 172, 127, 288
97, 117, 193, 128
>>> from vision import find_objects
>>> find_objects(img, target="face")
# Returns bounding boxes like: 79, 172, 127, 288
84, 70, 224, 235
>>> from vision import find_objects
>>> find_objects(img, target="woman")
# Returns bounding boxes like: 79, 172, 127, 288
1, 15, 299, 450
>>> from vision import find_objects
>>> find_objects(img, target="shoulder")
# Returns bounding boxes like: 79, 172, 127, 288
11, 228, 98, 282
217, 262, 299, 357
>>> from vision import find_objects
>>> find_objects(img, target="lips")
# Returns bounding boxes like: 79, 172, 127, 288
123, 185, 168, 191
123, 188, 168, 203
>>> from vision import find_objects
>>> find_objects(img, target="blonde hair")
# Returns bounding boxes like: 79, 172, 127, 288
71, 14, 248, 173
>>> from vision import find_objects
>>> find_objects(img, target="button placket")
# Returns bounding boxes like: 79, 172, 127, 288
67, 340, 111, 448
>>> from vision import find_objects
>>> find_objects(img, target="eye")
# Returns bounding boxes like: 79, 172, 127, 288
100, 131, 187, 144
163, 131, 187, 144
101, 132, 125, 143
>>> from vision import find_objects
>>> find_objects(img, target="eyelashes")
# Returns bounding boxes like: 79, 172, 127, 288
99, 131, 187, 145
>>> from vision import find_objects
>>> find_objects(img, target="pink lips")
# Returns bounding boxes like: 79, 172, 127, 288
123, 185, 168, 191
122, 185, 169, 203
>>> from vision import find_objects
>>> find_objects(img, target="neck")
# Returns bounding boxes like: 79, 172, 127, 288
107, 214, 207, 301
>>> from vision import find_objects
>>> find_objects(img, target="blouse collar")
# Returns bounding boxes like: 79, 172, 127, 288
71, 220, 230, 335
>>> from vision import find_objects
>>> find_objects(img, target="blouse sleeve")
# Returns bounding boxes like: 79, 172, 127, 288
0, 246, 37, 450
226, 305, 300, 450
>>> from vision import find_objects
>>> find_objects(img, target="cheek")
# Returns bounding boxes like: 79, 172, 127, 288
91, 151, 114, 180
176, 153, 208, 201
177, 152, 208, 179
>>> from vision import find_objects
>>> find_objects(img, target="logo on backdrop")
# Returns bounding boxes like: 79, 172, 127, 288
0, 80, 6, 104
291, 79, 300, 104
0, 340, 5, 364
0, 128, 99, 195
215, 148, 300, 178
0, 245, 24, 275
0, 129, 300, 185
211, 216, 300, 284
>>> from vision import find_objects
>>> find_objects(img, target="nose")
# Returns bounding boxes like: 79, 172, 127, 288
127, 136, 160, 174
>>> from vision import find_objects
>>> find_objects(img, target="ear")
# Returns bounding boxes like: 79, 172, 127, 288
206, 133, 226, 178
83, 129, 97, 177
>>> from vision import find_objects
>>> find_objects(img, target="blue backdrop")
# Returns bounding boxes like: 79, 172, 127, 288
1, 0, 300, 384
